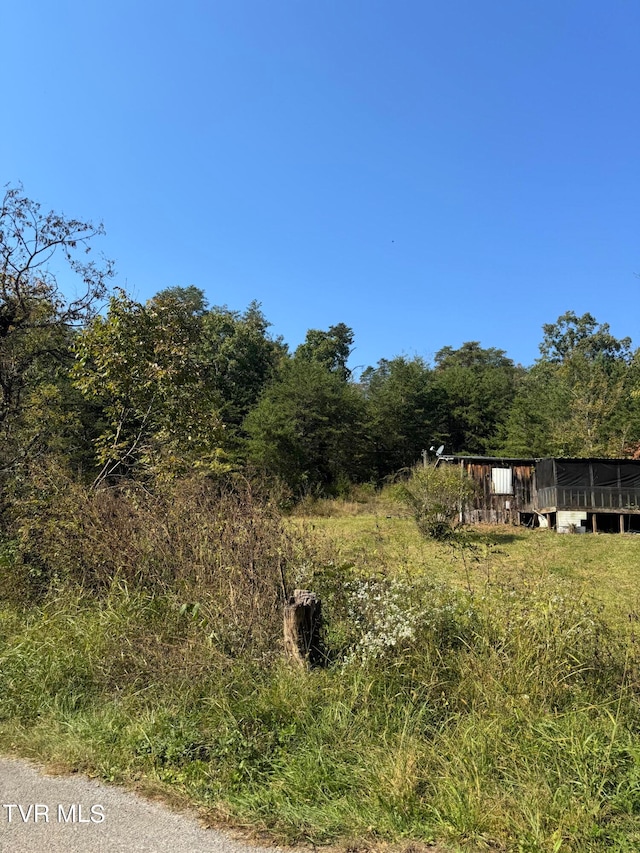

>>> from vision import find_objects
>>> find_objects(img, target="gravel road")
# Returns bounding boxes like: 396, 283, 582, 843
0, 757, 283, 853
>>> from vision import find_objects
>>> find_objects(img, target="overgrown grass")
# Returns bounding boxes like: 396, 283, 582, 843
307, 512, 640, 628
2, 489, 640, 851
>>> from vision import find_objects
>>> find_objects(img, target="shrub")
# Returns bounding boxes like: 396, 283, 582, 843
8, 465, 310, 660
397, 463, 476, 540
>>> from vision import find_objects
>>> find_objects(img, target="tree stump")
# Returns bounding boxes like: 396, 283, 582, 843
283, 589, 324, 668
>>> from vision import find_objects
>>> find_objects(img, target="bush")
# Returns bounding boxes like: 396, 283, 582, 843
397, 463, 476, 540
8, 465, 310, 660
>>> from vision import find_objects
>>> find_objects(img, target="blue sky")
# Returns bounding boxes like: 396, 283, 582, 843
2, 1, 638, 372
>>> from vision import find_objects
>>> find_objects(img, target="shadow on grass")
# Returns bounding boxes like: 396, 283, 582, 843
459, 531, 523, 545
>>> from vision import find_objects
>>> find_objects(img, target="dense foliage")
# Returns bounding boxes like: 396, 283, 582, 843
2, 185, 640, 503
397, 463, 477, 540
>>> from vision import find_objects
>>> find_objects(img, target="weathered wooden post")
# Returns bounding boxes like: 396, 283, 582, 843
283, 589, 324, 668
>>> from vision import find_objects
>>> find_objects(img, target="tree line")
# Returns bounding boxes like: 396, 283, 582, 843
2, 184, 640, 504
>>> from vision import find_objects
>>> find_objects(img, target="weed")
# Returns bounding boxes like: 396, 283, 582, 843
2, 493, 640, 850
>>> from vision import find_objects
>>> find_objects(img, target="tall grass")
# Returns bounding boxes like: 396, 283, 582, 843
1, 485, 640, 851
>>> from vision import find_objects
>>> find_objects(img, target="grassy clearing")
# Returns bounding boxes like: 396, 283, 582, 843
306, 511, 640, 627
2, 487, 640, 852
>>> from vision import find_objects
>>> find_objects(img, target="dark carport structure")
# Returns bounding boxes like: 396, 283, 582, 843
534, 458, 640, 533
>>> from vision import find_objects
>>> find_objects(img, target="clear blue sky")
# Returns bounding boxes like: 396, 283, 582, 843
2, 1, 638, 371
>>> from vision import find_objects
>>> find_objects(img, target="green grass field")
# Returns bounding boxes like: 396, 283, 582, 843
2, 499, 640, 853
305, 510, 640, 626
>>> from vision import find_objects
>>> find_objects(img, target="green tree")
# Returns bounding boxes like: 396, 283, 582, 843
539, 311, 632, 363
244, 358, 369, 495
553, 352, 633, 456
0, 184, 113, 475
499, 360, 567, 457
294, 322, 354, 379
502, 313, 638, 457
74, 288, 285, 481
149, 284, 208, 316
433, 342, 522, 455
199, 300, 285, 440
73, 289, 224, 482
360, 356, 446, 477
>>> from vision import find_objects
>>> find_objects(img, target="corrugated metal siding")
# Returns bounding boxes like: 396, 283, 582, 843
491, 468, 512, 495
